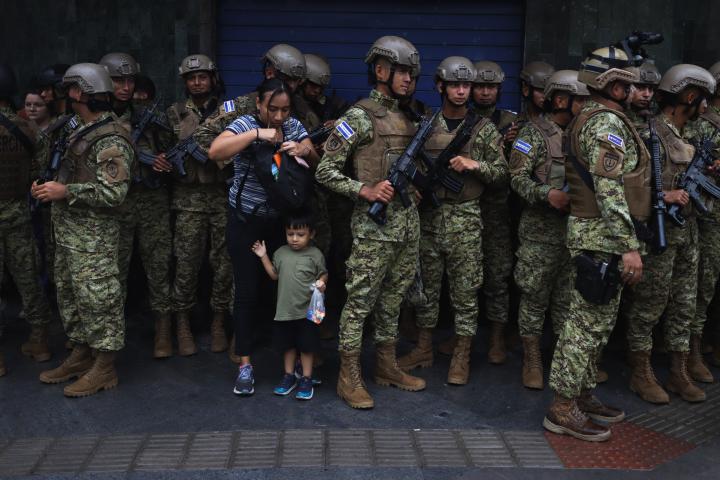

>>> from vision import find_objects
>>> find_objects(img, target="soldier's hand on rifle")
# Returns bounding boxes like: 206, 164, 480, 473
503, 123, 519, 146
31, 180, 68, 202
153, 153, 173, 173
449, 155, 479, 173
257, 128, 283, 144
414, 190, 423, 205
621, 250, 643, 286
708, 159, 720, 175
359, 180, 394, 204
663, 189, 689, 207
547, 188, 570, 212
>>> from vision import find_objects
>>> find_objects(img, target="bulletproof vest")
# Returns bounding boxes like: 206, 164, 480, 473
423, 116, 489, 202
352, 98, 416, 186
57, 120, 131, 185
292, 93, 321, 131
655, 116, 695, 218
0, 113, 34, 200
701, 109, 720, 132
529, 115, 565, 189
564, 107, 651, 221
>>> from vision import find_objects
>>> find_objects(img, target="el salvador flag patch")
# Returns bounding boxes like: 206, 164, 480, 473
607, 133, 624, 148
223, 100, 236, 113
513, 139, 532, 155
336, 121, 355, 140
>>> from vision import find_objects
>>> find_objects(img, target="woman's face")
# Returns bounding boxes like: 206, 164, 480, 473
257, 91, 291, 128
25, 93, 49, 123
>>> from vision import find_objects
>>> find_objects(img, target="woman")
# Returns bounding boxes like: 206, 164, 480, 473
24, 91, 53, 131
209, 78, 319, 396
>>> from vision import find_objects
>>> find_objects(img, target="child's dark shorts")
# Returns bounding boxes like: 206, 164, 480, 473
273, 319, 320, 354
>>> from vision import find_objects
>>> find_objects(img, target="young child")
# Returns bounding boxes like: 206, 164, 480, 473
252, 212, 327, 400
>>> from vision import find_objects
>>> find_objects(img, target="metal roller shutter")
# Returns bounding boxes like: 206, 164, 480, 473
217, 0, 524, 111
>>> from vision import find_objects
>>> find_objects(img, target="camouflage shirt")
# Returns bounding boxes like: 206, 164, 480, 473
686, 105, 720, 224
477, 105, 516, 205
192, 94, 258, 154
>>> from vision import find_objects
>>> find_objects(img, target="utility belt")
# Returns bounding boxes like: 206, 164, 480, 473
574, 252, 622, 305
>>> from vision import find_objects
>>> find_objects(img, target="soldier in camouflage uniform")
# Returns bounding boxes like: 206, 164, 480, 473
98, 53, 175, 359
0, 63, 53, 369
315, 36, 427, 409
625, 62, 661, 131
32, 63, 134, 397
397, 56, 506, 385
509, 70, 589, 390
301, 54, 351, 126
620, 64, 716, 404
544, 47, 647, 441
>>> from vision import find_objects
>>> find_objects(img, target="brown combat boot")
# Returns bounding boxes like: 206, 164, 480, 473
438, 335, 457, 356
210, 311, 229, 353
447, 335, 473, 385
627, 350, 669, 404
153, 313, 172, 359
543, 393, 611, 442
666, 351, 706, 402
64, 351, 118, 397
578, 389, 625, 423
0, 351, 6, 377
487, 322, 507, 364
21, 326, 52, 362
521, 336, 543, 389
688, 334, 713, 383
39, 344, 93, 384
337, 350, 374, 409
398, 327, 433, 370
176, 311, 197, 356
228, 335, 242, 364
374, 342, 426, 391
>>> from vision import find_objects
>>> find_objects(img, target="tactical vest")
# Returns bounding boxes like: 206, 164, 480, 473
57, 120, 131, 186
0, 114, 34, 201
655, 117, 695, 219
701, 109, 720, 132
564, 107, 651, 221
423, 117, 489, 202
352, 98, 416, 186
169, 101, 227, 185
529, 115, 565, 189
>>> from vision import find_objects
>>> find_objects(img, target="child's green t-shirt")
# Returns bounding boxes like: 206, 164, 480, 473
272, 245, 327, 321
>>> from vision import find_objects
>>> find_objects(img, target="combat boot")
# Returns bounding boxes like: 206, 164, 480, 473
153, 313, 172, 358
397, 327, 433, 370
487, 321, 506, 364
688, 334, 713, 383
0, 351, 6, 377
374, 342, 426, 391
176, 311, 197, 356
39, 344, 93, 384
438, 334, 456, 356
64, 351, 118, 397
210, 311, 229, 353
337, 350, 373, 409
521, 336, 543, 389
543, 393, 610, 442
578, 389, 625, 423
447, 335, 473, 385
21, 326, 51, 362
666, 351, 706, 402
228, 335, 242, 364
627, 350, 669, 404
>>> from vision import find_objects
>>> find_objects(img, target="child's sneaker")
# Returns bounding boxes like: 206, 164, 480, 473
295, 376, 314, 400
273, 373, 297, 396
294, 359, 322, 386
233, 364, 255, 396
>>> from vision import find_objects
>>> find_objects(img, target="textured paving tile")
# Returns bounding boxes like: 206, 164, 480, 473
182, 431, 232, 470
0, 437, 53, 476
34, 435, 99, 474
460, 430, 514, 467
413, 430, 468, 467
327, 429, 371, 466
372, 429, 419, 467
134, 433, 189, 471
229, 430, 278, 468
503, 430, 563, 468
84, 435, 144, 473
279, 429, 323, 467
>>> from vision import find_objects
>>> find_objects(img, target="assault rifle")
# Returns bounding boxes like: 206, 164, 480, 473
307, 124, 333, 145
647, 117, 668, 253
155, 135, 212, 178
668, 139, 720, 226
31, 115, 78, 210
367, 110, 439, 225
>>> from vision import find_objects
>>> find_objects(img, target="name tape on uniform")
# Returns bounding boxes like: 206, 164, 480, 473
513, 139, 533, 155
223, 100, 236, 113
336, 121, 355, 140
607, 133, 624, 148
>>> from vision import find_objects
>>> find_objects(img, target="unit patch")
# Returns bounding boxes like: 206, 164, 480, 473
607, 133, 624, 148
513, 139, 533, 155
336, 121, 355, 140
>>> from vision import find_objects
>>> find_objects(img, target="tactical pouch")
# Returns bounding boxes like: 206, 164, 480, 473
574, 253, 621, 305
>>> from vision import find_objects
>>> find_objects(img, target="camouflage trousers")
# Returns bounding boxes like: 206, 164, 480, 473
514, 239, 571, 337
310, 186, 332, 257
415, 202, 483, 336
549, 251, 625, 399
693, 218, 720, 335
339, 237, 419, 351
0, 220, 51, 329
171, 209, 233, 313
117, 187, 172, 314
55, 244, 125, 352
480, 198, 513, 324
623, 221, 698, 352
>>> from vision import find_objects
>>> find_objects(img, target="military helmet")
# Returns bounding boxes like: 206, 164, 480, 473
707, 62, 720, 94
0, 63, 18, 98
99, 52, 140, 77
36, 64, 70, 88
436, 56, 476, 82
63, 63, 114, 94
520, 61, 555, 89
178, 54, 216, 76
262, 44, 306, 79
626, 61, 661, 86
544, 70, 590, 98
658, 64, 716, 96
364, 36, 420, 77
304, 54, 331, 87
578, 46, 638, 90
473, 61, 505, 84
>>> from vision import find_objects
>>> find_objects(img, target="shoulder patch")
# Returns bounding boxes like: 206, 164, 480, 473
513, 139, 532, 155
607, 133, 624, 148
223, 100, 236, 113
336, 121, 355, 140
68, 117, 79, 130
324, 131, 345, 154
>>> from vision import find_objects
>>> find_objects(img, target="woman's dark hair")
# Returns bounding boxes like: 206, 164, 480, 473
256, 77, 293, 108
283, 208, 315, 231
23, 89, 56, 117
